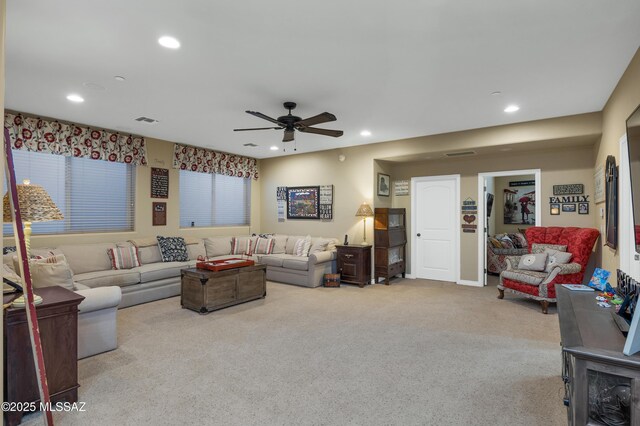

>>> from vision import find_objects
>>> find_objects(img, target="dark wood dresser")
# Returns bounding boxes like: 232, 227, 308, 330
336, 245, 371, 287
557, 285, 640, 425
4, 286, 84, 426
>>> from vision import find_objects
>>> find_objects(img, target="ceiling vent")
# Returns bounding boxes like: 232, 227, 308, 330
134, 116, 158, 124
444, 151, 476, 157
243, 143, 258, 147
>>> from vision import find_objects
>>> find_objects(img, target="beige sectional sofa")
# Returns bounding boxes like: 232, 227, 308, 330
11, 234, 339, 310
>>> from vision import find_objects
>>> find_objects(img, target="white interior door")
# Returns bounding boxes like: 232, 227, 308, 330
413, 176, 459, 282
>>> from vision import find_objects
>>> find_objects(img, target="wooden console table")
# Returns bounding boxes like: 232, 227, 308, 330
181, 264, 266, 314
557, 285, 640, 425
3, 286, 84, 426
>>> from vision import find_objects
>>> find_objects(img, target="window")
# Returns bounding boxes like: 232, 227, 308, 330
179, 170, 251, 227
3, 150, 135, 235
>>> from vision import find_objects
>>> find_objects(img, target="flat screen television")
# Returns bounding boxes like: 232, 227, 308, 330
622, 104, 640, 355
627, 104, 640, 252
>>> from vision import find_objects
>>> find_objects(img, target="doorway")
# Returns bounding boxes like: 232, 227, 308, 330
477, 169, 541, 286
411, 175, 460, 282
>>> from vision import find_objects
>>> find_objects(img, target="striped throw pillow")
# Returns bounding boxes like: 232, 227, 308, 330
253, 237, 275, 255
231, 237, 253, 255
293, 236, 312, 257
107, 246, 141, 270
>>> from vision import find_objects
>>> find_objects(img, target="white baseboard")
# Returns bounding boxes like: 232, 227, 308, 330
405, 274, 415, 279
457, 279, 481, 287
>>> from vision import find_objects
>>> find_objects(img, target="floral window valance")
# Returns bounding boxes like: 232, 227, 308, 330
4, 112, 148, 166
173, 143, 258, 180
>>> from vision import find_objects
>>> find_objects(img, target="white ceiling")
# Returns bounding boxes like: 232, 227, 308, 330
5, 1, 640, 159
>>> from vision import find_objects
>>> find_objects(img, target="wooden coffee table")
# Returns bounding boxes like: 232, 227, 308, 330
180, 263, 266, 314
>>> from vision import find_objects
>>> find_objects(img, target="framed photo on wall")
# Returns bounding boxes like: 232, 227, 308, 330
287, 186, 320, 219
377, 173, 390, 197
578, 202, 589, 215
562, 204, 576, 213
550, 203, 560, 215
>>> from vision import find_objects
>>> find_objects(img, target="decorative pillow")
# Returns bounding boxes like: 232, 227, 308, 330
29, 254, 75, 291
271, 234, 288, 254
231, 236, 254, 255
186, 241, 206, 261
517, 253, 548, 272
508, 233, 527, 249
3, 246, 17, 255
499, 236, 515, 249
156, 236, 189, 262
531, 243, 567, 254
488, 237, 503, 249
253, 237, 275, 255
294, 236, 312, 257
107, 246, 141, 270
544, 248, 573, 272
309, 238, 331, 254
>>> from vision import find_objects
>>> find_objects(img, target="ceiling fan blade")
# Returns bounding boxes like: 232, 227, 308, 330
295, 112, 337, 127
297, 127, 343, 138
233, 127, 282, 132
246, 110, 282, 125
283, 129, 295, 142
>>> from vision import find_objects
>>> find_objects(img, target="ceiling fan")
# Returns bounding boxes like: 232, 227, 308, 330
234, 102, 344, 143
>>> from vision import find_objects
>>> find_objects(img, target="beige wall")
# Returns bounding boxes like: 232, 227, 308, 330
260, 113, 601, 281
389, 148, 596, 281
493, 174, 535, 235
2, 136, 262, 248
595, 47, 640, 273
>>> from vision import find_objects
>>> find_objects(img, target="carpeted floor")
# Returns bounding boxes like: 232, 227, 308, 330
26, 279, 566, 425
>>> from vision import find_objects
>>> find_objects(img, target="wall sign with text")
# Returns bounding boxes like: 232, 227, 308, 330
151, 168, 169, 198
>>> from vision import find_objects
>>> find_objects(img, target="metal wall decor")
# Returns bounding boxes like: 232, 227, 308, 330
605, 155, 618, 249
553, 184, 584, 195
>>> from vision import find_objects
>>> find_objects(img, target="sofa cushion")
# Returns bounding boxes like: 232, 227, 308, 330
517, 253, 547, 272
258, 255, 285, 268
293, 236, 311, 256
309, 238, 331, 254
138, 245, 162, 265
58, 243, 116, 274
74, 269, 141, 288
282, 256, 309, 271
204, 237, 232, 257
157, 236, 189, 262
271, 234, 288, 254
186, 240, 206, 260
136, 261, 194, 283
501, 270, 548, 286
107, 246, 141, 270
231, 236, 254, 255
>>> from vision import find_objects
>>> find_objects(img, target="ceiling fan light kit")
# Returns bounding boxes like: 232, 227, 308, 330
234, 102, 344, 147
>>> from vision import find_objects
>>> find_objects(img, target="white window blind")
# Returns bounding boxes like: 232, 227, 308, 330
3, 150, 135, 235
179, 170, 251, 227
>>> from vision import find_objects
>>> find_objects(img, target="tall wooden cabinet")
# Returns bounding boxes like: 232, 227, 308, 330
374, 208, 407, 285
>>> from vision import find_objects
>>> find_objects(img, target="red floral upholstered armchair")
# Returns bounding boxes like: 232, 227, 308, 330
498, 227, 599, 313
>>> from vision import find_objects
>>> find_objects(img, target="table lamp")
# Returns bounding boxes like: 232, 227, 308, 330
355, 202, 374, 245
3, 179, 64, 307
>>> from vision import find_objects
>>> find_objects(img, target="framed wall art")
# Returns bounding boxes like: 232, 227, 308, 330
578, 202, 589, 215
562, 204, 576, 213
377, 173, 390, 197
550, 203, 560, 215
152, 202, 167, 226
287, 186, 320, 219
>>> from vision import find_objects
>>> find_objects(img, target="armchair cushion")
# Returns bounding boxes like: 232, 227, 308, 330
531, 243, 566, 253
501, 269, 548, 286
544, 248, 573, 272
517, 253, 548, 271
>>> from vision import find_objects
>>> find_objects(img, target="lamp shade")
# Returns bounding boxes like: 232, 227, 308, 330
3, 182, 64, 223
355, 202, 374, 217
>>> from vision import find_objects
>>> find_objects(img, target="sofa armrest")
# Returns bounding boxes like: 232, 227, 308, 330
505, 256, 522, 270
75, 286, 122, 314
556, 262, 582, 275
309, 250, 335, 264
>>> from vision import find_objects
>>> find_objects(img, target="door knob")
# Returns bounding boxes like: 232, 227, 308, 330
417, 233, 421, 237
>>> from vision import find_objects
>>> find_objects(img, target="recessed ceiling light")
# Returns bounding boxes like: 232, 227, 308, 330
270, 146, 279, 151
491, 91, 502, 96
504, 105, 520, 113
114, 76, 126, 82
158, 36, 180, 49
66, 94, 84, 103
360, 130, 371, 137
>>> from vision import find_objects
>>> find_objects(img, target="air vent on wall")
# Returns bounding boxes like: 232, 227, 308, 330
444, 151, 476, 157
243, 143, 258, 147
134, 116, 158, 124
